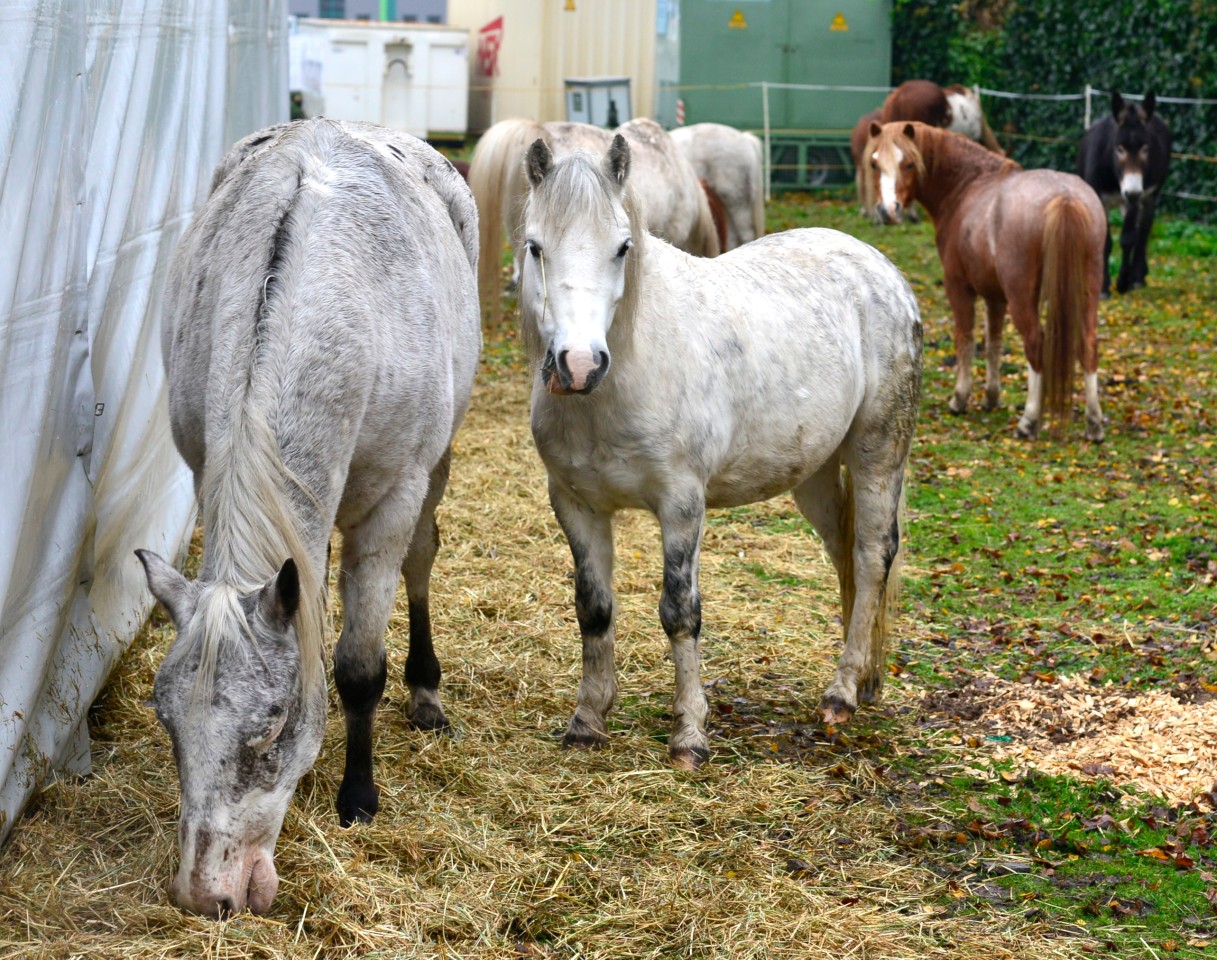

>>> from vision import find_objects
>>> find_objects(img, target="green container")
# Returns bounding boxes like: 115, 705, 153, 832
660, 0, 891, 187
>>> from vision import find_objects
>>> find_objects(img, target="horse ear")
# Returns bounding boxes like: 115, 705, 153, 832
606, 134, 631, 185
261, 558, 301, 628
1143, 92, 1156, 118
525, 138, 553, 187
1110, 91, 1125, 118
902, 123, 916, 141
136, 549, 197, 628
869, 120, 882, 139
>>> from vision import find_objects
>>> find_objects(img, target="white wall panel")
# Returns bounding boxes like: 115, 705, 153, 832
0, 0, 288, 845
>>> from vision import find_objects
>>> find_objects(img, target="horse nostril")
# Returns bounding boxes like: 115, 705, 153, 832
215, 896, 236, 918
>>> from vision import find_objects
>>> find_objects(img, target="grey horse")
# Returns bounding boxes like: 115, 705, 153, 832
137, 118, 480, 916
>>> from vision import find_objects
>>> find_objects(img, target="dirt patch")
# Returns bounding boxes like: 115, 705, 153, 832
922, 673, 1217, 806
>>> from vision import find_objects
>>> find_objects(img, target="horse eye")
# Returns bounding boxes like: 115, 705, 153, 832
870, 160, 877, 170
616, 239, 632, 259
525, 240, 542, 259
1115, 146, 1127, 158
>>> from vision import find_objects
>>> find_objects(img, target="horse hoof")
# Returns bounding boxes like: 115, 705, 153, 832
409, 702, 451, 733
669, 746, 710, 771
948, 399, 968, 416
337, 782, 379, 827
562, 715, 608, 750
1086, 423, 1106, 443
820, 696, 856, 727
857, 674, 884, 705
1015, 422, 1039, 440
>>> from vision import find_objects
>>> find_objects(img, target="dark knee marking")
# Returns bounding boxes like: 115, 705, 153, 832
335, 651, 387, 715
571, 541, 613, 637
659, 543, 701, 639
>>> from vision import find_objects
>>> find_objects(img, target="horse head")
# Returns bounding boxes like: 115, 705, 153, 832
868, 121, 923, 225
1110, 91, 1157, 207
520, 135, 637, 395
136, 551, 326, 917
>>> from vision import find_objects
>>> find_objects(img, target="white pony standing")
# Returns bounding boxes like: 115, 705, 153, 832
137, 119, 480, 916
669, 122, 766, 250
519, 136, 922, 768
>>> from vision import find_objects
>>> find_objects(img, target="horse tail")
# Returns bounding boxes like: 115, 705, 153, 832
746, 131, 766, 240
1039, 193, 1090, 430
699, 179, 729, 252
469, 117, 545, 323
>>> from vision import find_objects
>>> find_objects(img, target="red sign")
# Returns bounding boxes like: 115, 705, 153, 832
477, 17, 504, 78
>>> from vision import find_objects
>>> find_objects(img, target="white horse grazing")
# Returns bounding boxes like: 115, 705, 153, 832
519, 136, 922, 768
136, 119, 480, 916
669, 122, 766, 250
469, 116, 721, 322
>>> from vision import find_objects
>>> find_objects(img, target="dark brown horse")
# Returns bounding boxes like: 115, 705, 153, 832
881, 81, 1004, 154
868, 121, 1107, 441
854, 81, 1004, 214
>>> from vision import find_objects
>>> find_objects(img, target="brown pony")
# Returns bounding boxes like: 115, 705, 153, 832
867, 121, 1107, 441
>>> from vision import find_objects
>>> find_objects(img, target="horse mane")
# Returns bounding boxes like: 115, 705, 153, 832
907, 122, 1017, 182
468, 118, 547, 323
189, 123, 342, 702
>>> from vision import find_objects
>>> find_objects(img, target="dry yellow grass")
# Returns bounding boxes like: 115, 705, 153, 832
0, 326, 1086, 959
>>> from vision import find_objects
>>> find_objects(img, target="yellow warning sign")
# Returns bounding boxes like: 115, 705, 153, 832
728, 9, 747, 29
830, 11, 848, 31
564, 0, 575, 10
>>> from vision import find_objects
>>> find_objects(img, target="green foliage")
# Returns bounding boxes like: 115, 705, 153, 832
891, 1, 1217, 220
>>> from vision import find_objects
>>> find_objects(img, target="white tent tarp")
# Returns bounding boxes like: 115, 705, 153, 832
0, 0, 288, 845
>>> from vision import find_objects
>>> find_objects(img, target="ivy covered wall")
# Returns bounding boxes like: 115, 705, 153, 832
891, 0, 1217, 216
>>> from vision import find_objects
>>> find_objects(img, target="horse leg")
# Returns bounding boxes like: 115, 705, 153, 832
944, 279, 977, 414
1115, 192, 1158, 293
657, 493, 709, 770
793, 457, 869, 706
334, 485, 422, 826
551, 482, 618, 750
1010, 300, 1044, 440
1116, 202, 1142, 294
401, 450, 452, 732
982, 296, 1007, 410
817, 454, 905, 726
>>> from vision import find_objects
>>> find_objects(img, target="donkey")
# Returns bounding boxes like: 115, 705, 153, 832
1077, 91, 1171, 296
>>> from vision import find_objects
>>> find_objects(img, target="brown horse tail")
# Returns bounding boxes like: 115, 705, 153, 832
468, 118, 545, 325
686, 174, 723, 257
1039, 194, 1090, 430
699, 178, 729, 252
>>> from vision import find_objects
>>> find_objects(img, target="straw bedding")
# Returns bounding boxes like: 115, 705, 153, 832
0, 331, 1095, 959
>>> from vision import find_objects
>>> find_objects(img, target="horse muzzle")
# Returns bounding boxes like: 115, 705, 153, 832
876, 201, 904, 226
171, 833, 280, 918
542, 346, 610, 395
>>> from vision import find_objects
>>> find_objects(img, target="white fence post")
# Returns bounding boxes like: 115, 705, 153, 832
1084, 83, 1092, 130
